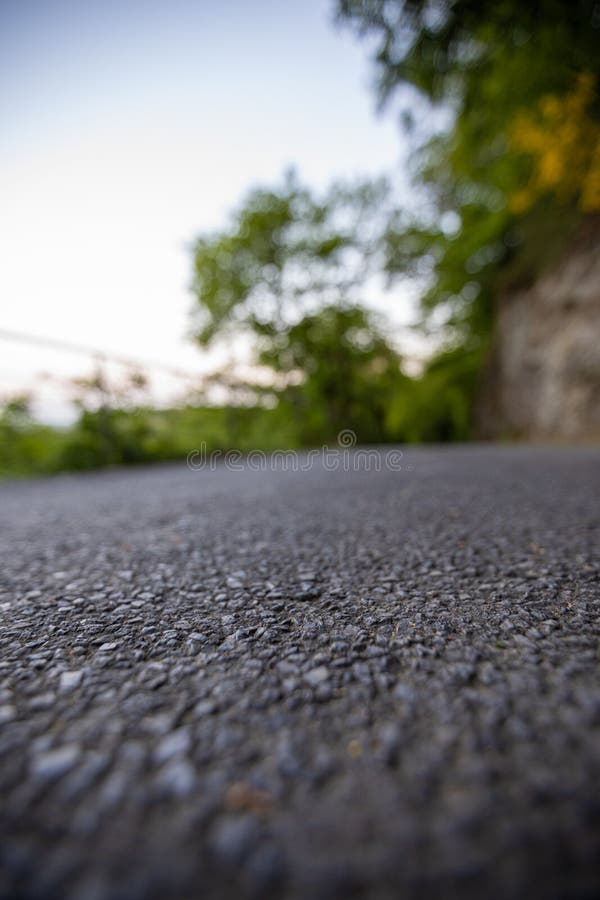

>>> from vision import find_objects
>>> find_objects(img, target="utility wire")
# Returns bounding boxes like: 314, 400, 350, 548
0, 327, 203, 382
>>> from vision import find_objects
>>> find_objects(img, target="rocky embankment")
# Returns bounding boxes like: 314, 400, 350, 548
477, 215, 600, 440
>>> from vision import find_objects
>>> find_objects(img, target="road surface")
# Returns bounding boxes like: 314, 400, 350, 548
0, 446, 599, 899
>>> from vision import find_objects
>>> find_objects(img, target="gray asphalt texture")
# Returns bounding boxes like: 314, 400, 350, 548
0, 446, 599, 900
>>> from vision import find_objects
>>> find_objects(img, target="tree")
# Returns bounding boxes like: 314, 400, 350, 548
266, 304, 410, 444
509, 72, 600, 214
190, 171, 407, 444
61, 366, 154, 469
337, 0, 600, 340
190, 169, 391, 337
0, 395, 65, 476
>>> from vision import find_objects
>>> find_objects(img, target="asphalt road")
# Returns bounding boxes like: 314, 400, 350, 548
0, 446, 599, 900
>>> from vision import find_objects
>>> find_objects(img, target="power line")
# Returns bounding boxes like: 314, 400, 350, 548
0, 327, 204, 382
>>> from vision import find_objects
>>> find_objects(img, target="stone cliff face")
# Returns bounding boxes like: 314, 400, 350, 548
476, 215, 600, 440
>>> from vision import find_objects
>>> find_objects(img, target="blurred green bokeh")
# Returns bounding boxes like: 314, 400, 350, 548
2, 0, 598, 476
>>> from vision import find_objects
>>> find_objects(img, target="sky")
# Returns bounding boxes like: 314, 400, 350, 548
0, 0, 419, 421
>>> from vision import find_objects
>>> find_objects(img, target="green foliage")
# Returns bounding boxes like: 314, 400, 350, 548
190, 170, 411, 445
58, 403, 308, 472
188, 152, 493, 447
268, 304, 410, 445
58, 407, 157, 470
0, 368, 480, 481
191, 169, 390, 345
12, 1, 592, 477
387, 344, 483, 442
338, 0, 600, 340
0, 396, 300, 479
0, 397, 66, 477
337, 1, 599, 114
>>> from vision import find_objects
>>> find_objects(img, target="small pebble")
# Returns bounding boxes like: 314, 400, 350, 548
154, 728, 191, 764
59, 670, 83, 693
31, 745, 81, 782
304, 666, 330, 687
0, 704, 16, 724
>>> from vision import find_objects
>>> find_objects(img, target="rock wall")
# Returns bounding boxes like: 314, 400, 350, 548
476, 215, 600, 441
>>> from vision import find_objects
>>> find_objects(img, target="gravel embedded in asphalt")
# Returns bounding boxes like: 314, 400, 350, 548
0, 446, 599, 899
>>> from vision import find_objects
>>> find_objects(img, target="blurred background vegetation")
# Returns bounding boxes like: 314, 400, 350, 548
2, 0, 598, 477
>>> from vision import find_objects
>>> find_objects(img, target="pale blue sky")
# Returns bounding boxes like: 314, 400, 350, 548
0, 0, 420, 420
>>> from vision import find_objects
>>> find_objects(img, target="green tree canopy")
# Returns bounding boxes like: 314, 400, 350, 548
190, 170, 391, 345
337, 0, 599, 112
337, 0, 600, 340
266, 303, 409, 444
190, 171, 408, 444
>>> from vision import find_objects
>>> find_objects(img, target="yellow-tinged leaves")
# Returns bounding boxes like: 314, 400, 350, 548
508, 72, 600, 213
